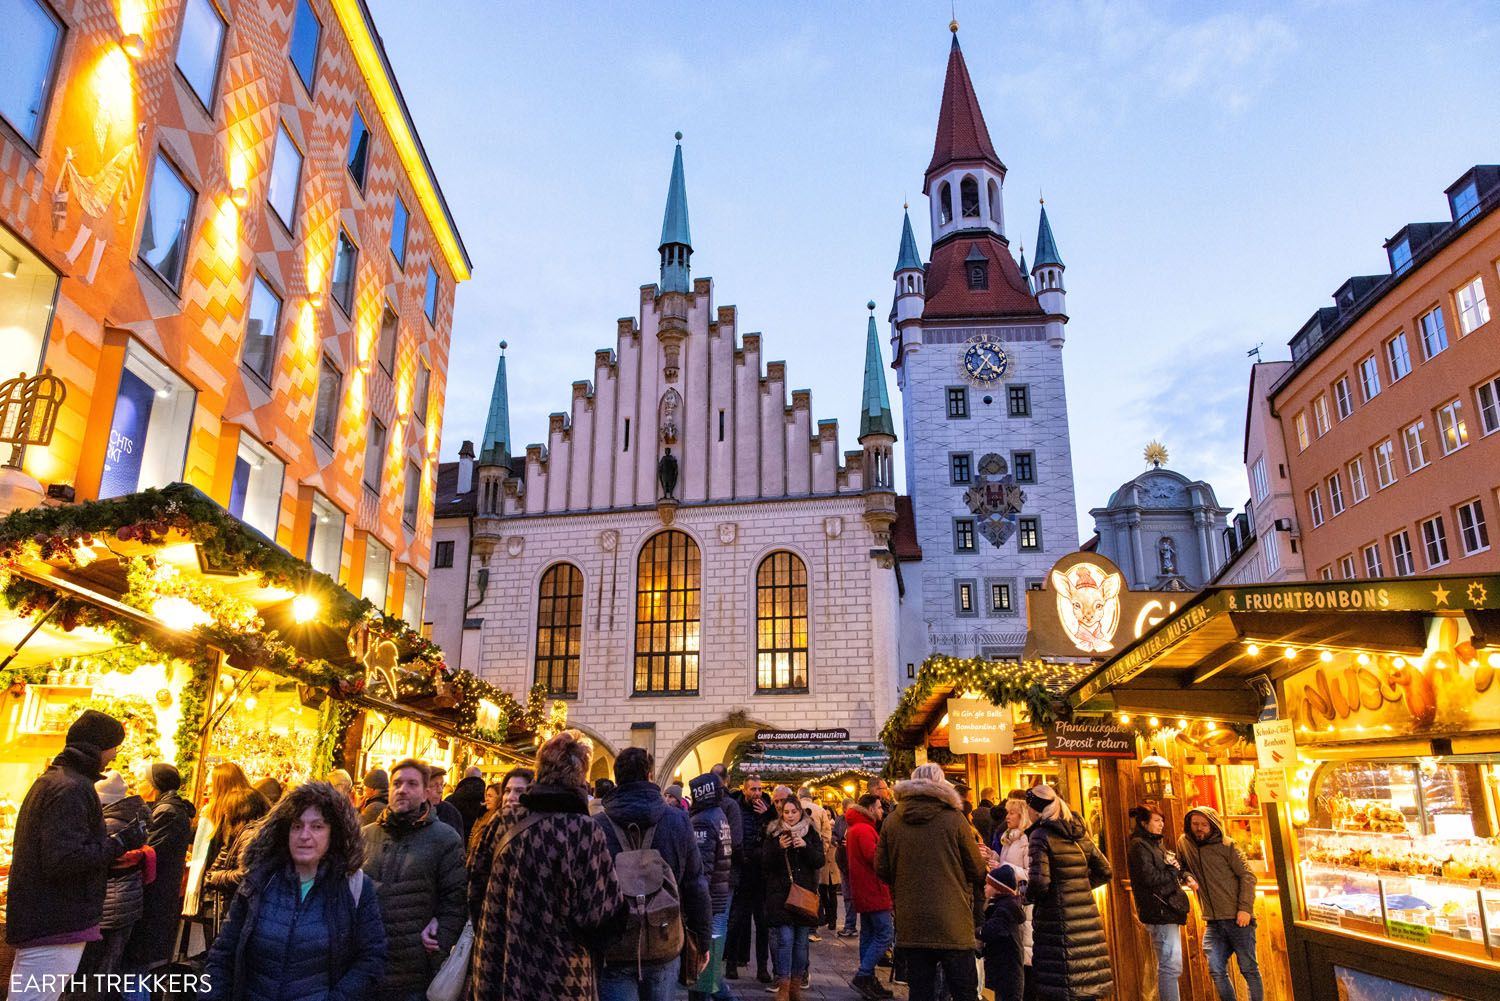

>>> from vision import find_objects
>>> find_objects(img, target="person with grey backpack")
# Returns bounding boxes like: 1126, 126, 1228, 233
596, 748, 712, 1001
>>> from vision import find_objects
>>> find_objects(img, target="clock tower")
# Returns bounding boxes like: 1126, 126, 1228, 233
890, 24, 1081, 681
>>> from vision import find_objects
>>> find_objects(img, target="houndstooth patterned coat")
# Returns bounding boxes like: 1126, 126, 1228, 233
469, 784, 625, 1000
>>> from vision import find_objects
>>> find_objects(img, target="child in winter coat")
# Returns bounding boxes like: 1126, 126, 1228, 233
977, 865, 1026, 1001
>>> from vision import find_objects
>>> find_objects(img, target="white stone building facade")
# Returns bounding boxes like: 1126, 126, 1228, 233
429, 142, 900, 782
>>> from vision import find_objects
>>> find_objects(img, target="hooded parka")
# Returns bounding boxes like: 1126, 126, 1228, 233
124, 788, 196, 968
874, 776, 985, 950
1025, 816, 1113, 1001
841, 804, 890, 914
1176, 806, 1255, 922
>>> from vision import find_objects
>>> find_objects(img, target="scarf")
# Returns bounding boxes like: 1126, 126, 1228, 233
766, 814, 812, 841
378, 801, 430, 831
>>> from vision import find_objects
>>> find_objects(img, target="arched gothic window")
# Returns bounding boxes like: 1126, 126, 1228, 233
756, 551, 809, 692
988, 179, 1001, 221
534, 563, 583, 696
634, 530, 701, 693
939, 182, 953, 225
960, 176, 981, 218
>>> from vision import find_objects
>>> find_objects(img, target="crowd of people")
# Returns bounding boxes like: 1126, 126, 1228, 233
5, 708, 1265, 1001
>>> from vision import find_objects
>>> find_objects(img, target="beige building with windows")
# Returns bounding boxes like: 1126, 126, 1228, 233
428, 141, 900, 782
1250, 164, 1500, 582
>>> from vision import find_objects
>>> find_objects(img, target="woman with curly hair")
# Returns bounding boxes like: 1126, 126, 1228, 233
470, 731, 623, 1001
204, 781, 386, 1001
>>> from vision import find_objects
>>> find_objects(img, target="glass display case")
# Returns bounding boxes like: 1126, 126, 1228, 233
1290, 756, 1500, 961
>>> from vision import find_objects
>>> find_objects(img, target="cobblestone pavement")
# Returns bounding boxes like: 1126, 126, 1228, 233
717, 929, 909, 1001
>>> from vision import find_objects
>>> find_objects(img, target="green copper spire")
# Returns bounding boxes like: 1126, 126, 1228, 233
859, 301, 895, 441
658, 133, 692, 292
1033, 203, 1064, 269
894, 207, 922, 275
479, 340, 511, 465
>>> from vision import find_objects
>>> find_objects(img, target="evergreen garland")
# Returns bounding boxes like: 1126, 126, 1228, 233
173, 655, 216, 789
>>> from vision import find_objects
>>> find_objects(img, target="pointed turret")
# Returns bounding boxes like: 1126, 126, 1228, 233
478, 340, 511, 466
926, 30, 1003, 179
1032, 202, 1068, 343
860, 303, 896, 441
1033, 204, 1063, 269
895, 208, 923, 274
1018, 241, 1033, 294
658, 133, 692, 294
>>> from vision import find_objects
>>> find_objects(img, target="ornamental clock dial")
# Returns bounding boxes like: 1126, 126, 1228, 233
962, 338, 1010, 385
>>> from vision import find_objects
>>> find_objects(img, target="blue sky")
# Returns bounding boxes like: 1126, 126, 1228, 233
370, 0, 1499, 541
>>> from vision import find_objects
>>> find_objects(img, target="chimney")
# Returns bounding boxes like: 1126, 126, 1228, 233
457, 440, 475, 494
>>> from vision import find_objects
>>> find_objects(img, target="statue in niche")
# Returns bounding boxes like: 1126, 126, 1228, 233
1158, 535, 1178, 575
658, 447, 679, 500
659, 388, 681, 445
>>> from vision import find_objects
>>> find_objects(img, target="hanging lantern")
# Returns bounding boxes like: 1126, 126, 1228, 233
1140, 750, 1174, 800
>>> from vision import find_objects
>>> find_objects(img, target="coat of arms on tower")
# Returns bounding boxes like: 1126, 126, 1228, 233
964, 453, 1026, 547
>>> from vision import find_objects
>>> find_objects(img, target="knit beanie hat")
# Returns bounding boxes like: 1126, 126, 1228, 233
988, 863, 1019, 890
362, 768, 389, 793
96, 770, 129, 806
149, 762, 182, 792
67, 709, 125, 754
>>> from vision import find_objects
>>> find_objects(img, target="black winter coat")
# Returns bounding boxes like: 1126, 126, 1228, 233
597, 780, 713, 955
1126, 828, 1190, 926
689, 802, 733, 914
759, 825, 824, 927
100, 795, 151, 930
445, 776, 487, 842
978, 895, 1026, 1001
4, 745, 123, 945
203, 820, 260, 901
1025, 817, 1112, 1001
125, 790, 195, 969
730, 791, 774, 880
205, 862, 386, 1001
361, 803, 468, 996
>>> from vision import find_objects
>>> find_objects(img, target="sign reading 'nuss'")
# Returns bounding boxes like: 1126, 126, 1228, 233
753, 728, 850, 744
1047, 720, 1137, 759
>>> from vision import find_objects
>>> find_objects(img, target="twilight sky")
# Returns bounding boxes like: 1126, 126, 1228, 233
369, 0, 1499, 541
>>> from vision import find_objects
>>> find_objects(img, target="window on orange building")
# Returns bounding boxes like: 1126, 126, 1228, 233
1, 0, 64, 147
175, 0, 226, 109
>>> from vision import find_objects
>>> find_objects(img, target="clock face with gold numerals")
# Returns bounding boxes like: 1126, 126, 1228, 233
962, 337, 1010, 385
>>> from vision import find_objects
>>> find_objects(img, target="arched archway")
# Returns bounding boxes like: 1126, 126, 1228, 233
659, 715, 775, 787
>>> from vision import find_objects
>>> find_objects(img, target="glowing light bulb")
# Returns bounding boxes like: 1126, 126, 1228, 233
1356, 653, 1371, 666
1148, 716, 1160, 728
1246, 644, 1260, 657
243, 694, 257, 712
1392, 656, 1406, 668
1118, 714, 1131, 725
1284, 647, 1297, 660
1205, 721, 1218, 733
1319, 650, 1333, 663
1177, 718, 1188, 729
292, 594, 320, 624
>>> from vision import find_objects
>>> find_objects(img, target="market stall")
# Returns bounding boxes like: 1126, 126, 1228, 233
0, 485, 558, 948
1065, 573, 1500, 1001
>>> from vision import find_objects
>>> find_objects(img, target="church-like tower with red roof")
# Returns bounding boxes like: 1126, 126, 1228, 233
891, 24, 1081, 680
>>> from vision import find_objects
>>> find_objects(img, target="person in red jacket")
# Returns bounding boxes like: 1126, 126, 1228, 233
844, 795, 894, 999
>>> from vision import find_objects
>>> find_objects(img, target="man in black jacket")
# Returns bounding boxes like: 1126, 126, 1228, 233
362, 758, 467, 1001
5, 709, 145, 1001
596, 748, 712, 1000
726, 776, 774, 983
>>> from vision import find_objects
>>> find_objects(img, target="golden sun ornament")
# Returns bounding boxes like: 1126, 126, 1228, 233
1144, 441, 1170, 468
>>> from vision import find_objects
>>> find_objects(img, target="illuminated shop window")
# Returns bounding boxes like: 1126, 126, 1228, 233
99, 342, 196, 499
228, 433, 284, 538
363, 535, 390, 609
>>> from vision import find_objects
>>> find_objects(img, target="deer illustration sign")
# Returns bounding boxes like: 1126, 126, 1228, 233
1052, 561, 1124, 653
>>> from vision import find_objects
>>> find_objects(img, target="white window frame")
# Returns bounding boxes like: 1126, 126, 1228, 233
1386, 332, 1412, 382
1390, 531, 1415, 577
1347, 457, 1369, 503
1402, 421, 1429, 472
1437, 399, 1468, 455
1420, 515, 1450, 568
1339, 554, 1357, 580
1362, 543, 1383, 578
1250, 457, 1270, 502
1419, 306, 1449, 360
1295, 412, 1310, 452
1327, 473, 1345, 516
1358, 355, 1381, 401
1313, 395, 1331, 437
1307, 487, 1325, 528
1457, 277, 1490, 335
1263, 531, 1281, 574
1334, 377, 1353, 421
1374, 440, 1397, 489
1478, 375, 1500, 436
1458, 499, 1490, 556
1319, 565, 1334, 581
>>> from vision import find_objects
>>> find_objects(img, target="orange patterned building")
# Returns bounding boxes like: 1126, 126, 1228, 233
0, 0, 469, 618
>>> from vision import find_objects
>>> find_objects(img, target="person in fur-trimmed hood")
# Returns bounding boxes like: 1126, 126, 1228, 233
1177, 806, 1263, 1001
874, 764, 985, 1001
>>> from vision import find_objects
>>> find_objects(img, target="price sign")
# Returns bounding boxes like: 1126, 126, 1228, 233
1255, 719, 1296, 769
1385, 919, 1432, 945
1255, 767, 1288, 803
